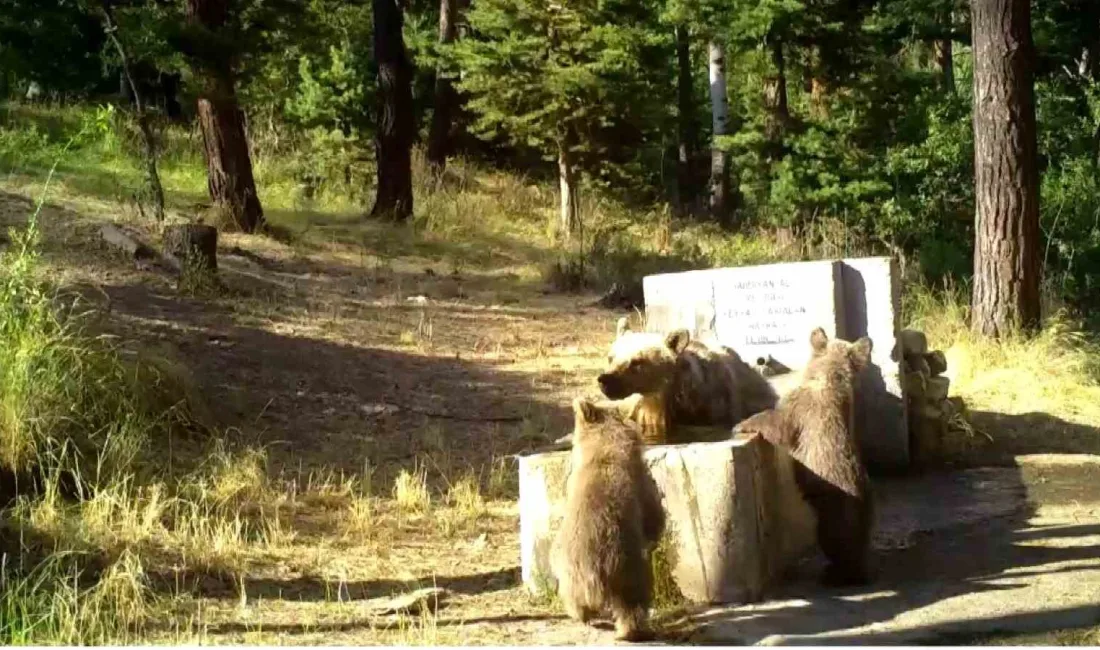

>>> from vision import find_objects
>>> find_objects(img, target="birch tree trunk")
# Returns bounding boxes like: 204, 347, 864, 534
707, 39, 731, 224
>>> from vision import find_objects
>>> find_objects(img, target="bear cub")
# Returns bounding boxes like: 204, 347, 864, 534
551, 396, 666, 641
598, 318, 777, 444
733, 327, 874, 586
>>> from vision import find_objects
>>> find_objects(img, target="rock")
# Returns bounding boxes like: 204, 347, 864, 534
163, 223, 218, 272
904, 371, 927, 399
907, 355, 932, 377
899, 329, 928, 358
925, 350, 948, 376
926, 376, 950, 402
519, 436, 816, 605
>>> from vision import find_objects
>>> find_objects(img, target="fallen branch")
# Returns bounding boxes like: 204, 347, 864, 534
100, 223, 157, 261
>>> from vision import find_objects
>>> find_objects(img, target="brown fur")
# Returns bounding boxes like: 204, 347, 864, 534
551, 397, 666, 641
597, 318, 777, 444
733, 327, 874, 586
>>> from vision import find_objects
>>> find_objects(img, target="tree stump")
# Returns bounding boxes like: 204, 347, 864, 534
163, 223, 218, 272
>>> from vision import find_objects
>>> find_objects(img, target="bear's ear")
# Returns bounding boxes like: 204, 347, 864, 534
665, 329, 692, 354
850, 337, 873, 370
810, 327, 829, 355
572, 397, 601, 426
616, 317, 631, 338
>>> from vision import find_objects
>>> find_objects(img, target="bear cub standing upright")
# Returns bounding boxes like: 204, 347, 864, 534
551, 397, 665, 641
733, 327, 874, 586
598, 318, 777, 444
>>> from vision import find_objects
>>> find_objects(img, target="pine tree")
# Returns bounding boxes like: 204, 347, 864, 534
451, 0, 663, 242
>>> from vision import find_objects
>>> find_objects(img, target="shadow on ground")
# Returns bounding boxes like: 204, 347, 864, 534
94, 282, 580, 483
684, 437, 1100, 645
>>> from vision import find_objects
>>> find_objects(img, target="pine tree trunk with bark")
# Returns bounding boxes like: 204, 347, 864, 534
185, 0, 263, 233
426, 0, 465, 175
934, 7, 955, 92
675, 25, 696, 213
970, 0, 1041, 337
707, 39, 731, 225
763, 32, 789, 160
371, 0, 415, 220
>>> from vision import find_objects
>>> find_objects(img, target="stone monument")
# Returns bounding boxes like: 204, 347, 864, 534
644, 256, 908, 471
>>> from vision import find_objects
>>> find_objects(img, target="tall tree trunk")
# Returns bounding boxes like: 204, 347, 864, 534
371, 0, 415, 220
185, 0, 263, 233
101, 3, 165, 222
807, 46, 829, 119
675, 25, 696, 213
763, 32, 789, 159
426, 0, 464, 175
558, 129, 580, 242
970, 0, 1041, 337
708, 39, 731, 224
934, 7, 955, 92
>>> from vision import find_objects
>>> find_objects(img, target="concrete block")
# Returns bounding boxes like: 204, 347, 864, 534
644, 261, 844, 371
642, 256, 910, 471
840, 257, 909, 471
518, 437, 816, 605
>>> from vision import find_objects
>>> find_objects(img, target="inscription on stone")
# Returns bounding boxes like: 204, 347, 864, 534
710, 261, 844, 369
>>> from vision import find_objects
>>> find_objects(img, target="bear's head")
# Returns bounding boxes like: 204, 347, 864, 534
597, 317, 690, 400
570, 395, 642, 451
807, 327, 873, 378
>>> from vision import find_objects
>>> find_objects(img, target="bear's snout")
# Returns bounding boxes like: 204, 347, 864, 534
597, 373, 629, 399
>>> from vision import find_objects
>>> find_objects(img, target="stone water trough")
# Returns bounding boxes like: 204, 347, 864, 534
519, 435, 817, 604
519, 256, 909, 604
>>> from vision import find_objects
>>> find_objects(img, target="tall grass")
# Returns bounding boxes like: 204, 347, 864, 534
0, 163, 210, 643
905, 283, 1100, 427
0, 204, 201, 494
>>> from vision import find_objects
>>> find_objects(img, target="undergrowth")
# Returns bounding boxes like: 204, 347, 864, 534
904, 283, 1100, 429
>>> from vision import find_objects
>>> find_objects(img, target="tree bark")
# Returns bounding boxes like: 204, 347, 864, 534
970, 0, 1041, 337
101, 3, 165, 222
426, 0, 465, 175
707, 39, 731, 224
185, 0, 264, 233
763, 32, 789, 160
934, 7, 955, 92
675, 25, 697, 213
371, 0, 415, 220
558, 131, 580, 242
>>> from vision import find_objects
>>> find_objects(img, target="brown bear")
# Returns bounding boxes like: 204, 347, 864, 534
733, 327, 874, 586
597, 317, 778, 444
551, 396, 665, 641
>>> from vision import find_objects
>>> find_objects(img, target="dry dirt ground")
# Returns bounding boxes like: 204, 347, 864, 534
4, 186, 1100, 645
